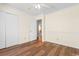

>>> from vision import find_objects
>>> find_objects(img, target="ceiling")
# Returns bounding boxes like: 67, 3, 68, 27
6, 3, 78, 16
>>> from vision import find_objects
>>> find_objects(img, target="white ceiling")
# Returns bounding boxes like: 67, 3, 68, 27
6, 3, 78, 16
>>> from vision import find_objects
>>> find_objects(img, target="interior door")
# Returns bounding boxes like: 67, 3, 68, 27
37, 20, 42, 42
5, 13, 19, 47
0, 12, 6, 49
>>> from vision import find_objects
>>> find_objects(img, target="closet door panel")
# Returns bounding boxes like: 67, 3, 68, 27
5, 13, 19, 47
0, 12, 6, 49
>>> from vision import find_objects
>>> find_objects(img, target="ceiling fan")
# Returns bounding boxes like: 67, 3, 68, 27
33, 3, 52, 9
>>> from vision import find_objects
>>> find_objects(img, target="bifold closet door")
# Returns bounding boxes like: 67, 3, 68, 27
0, 12, 6, 49
5, 13, 19, 47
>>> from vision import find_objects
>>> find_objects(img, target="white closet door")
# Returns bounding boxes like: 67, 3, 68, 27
0, 12, 6, 49
5, 13, 19, 47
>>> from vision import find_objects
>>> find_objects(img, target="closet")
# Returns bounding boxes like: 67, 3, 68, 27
0, 12, 5, 49
0, 12, 19, 49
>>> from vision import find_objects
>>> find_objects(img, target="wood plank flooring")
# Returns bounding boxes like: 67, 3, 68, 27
0, 40, 79, 56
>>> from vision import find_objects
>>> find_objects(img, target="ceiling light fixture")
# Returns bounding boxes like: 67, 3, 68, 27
35, 4, 41, 9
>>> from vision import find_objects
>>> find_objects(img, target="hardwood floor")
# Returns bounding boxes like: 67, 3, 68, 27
0, 40, 79, 56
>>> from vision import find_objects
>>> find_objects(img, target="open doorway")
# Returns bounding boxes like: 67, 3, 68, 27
37, 19, 42, 43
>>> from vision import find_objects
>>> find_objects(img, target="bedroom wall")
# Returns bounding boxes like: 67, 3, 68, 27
45, 4, 79, 49
0, 4, 35, 47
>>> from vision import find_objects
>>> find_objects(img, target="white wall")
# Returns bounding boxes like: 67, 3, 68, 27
0, 4, 35, 49
45, 4, 79, 49
18, 13, 34, 44
29, 16, 37, 41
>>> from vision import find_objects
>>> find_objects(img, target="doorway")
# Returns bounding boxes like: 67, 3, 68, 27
37, 19, 42, 43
